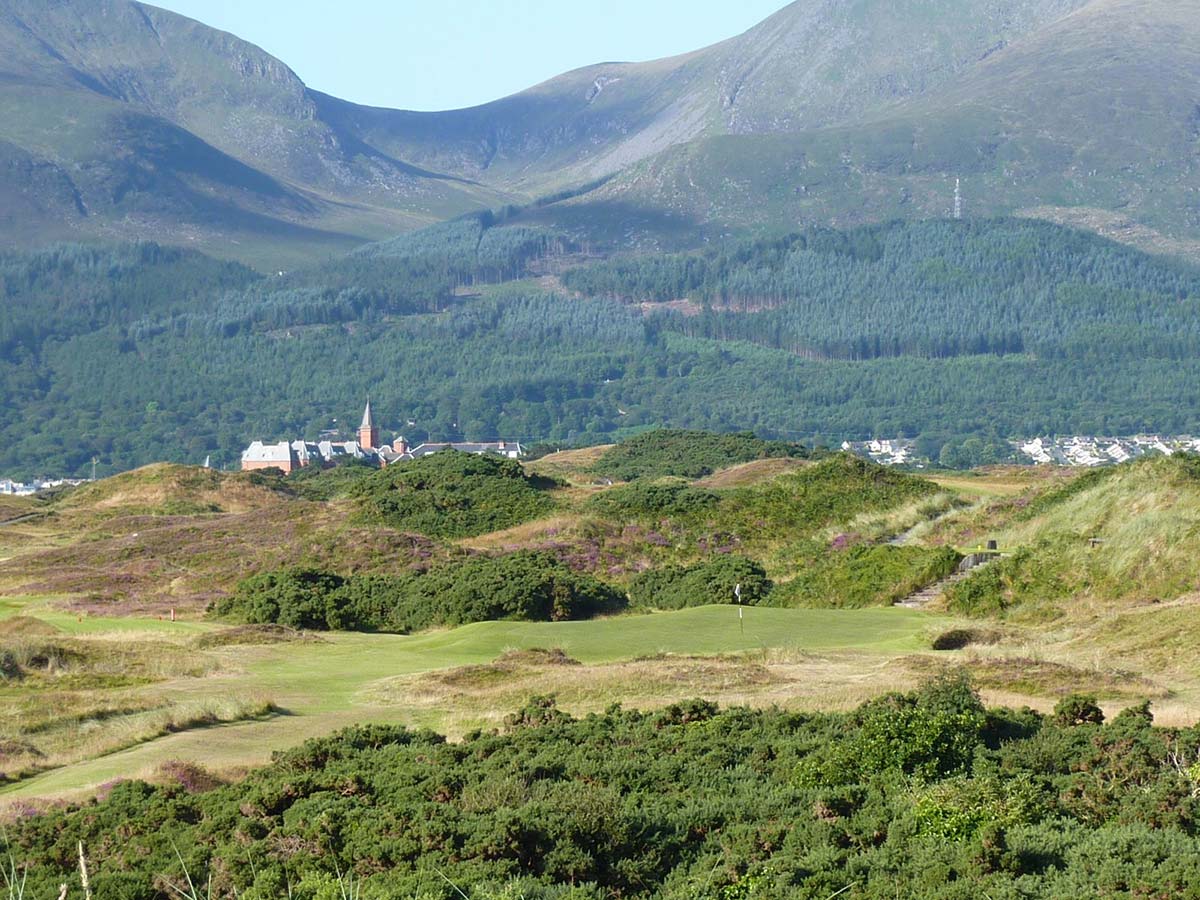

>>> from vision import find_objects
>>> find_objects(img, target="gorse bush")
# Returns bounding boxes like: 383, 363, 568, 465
7, 677, 1200, 898
215, 552, 626, 633
587, 480, 720, 520
352, 451, 555, 538
628, 556, 772, 609
591, 429, 808, 481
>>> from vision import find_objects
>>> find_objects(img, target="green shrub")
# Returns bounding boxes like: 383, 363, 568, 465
591, 429, 808, 481
215, 552, 625, 633
628, 556, 772, 609
8, 674, 1200, 898
1053, 693, 1105, 727
717, 455, 941, 543
799, 672, 988, 785
210, 569, 347, 630
353, 451, 555, 538
588, 480, 720, 520
284, 457, 377, 500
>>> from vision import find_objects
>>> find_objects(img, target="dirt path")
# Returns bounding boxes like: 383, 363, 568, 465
0, 513, 40, 528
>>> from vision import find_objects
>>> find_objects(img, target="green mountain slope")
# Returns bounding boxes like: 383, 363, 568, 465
549, 0, 1200, 255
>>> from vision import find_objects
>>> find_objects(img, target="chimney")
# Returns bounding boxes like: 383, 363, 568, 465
393, 436, 409, 454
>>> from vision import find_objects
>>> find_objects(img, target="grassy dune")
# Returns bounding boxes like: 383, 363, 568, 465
937, 457, 1200, 623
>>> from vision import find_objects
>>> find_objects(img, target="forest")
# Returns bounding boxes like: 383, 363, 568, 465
5, 676, 1199, 899
3, 216, 1200, 478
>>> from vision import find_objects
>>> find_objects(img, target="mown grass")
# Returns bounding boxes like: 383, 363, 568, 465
0, 604, 945, 803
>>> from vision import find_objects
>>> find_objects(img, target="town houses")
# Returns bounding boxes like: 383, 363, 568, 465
241, 401, 524, 473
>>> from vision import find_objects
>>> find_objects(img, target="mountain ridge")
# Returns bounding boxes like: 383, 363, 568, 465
0, 0, 1195, 265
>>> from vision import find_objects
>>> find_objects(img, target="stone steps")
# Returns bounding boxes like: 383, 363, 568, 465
894, 554, 999, 610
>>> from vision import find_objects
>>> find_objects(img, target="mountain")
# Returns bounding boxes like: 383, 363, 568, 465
0, 0, 1196, 265
534, 0, 1200, 255
0, 0, 511, 267
342, 0, 1090, 189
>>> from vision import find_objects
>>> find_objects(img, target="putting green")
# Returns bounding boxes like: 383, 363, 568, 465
1, 605, 946, 803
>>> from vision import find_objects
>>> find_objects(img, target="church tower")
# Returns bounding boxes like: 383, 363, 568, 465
358, 399, 379, 450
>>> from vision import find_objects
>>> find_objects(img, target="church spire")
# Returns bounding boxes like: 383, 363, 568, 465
358, 398, 379, 450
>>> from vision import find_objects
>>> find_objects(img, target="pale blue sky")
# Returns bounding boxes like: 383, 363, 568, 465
150, 1, 790, 111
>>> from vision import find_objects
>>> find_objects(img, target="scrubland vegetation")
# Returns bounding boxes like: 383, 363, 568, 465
2, 433, 1200, 897
4, 677, 1200, 898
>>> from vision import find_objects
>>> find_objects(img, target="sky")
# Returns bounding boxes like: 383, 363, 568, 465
150, 0, 790, 111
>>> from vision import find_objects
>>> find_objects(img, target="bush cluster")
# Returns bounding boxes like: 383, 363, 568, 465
213, 552, 625, 633
628, 556, 772, 609
592, 429, 808, 481
351, 451, 555, 538
8, 676, 1200, 898
587, 480, 720, 520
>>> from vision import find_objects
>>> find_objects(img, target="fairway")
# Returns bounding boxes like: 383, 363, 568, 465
0, 605, 945, 803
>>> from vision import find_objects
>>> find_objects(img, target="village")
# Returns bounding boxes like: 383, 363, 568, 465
240, 401, 525, 473
843, 434, 1200, 468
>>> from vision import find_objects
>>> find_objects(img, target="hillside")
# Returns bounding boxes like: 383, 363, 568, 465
930, 456, 1200, 676
337, 0, 1089, 189
0, 0, 1197, 262
551, 0, 1200, 255
0, 0, 510, 267
3, 217, 1200, 479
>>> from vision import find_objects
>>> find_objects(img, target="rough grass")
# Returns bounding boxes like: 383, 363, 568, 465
0, 617, 60, 638
0, 496, 35, 524
0, 694, 278, 784
55, 464, 281, 518
193, 624, 326, 649
0, 631, 279, 783
941, 457, 1200, 619
524, 446, 613, 484
361, 647, 919, 735
907, 653, 1170, 702
0, 500, 441, 616
693, 457, 811, 488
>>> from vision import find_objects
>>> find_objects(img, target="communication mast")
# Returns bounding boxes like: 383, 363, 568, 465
954, 178, 963, 220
